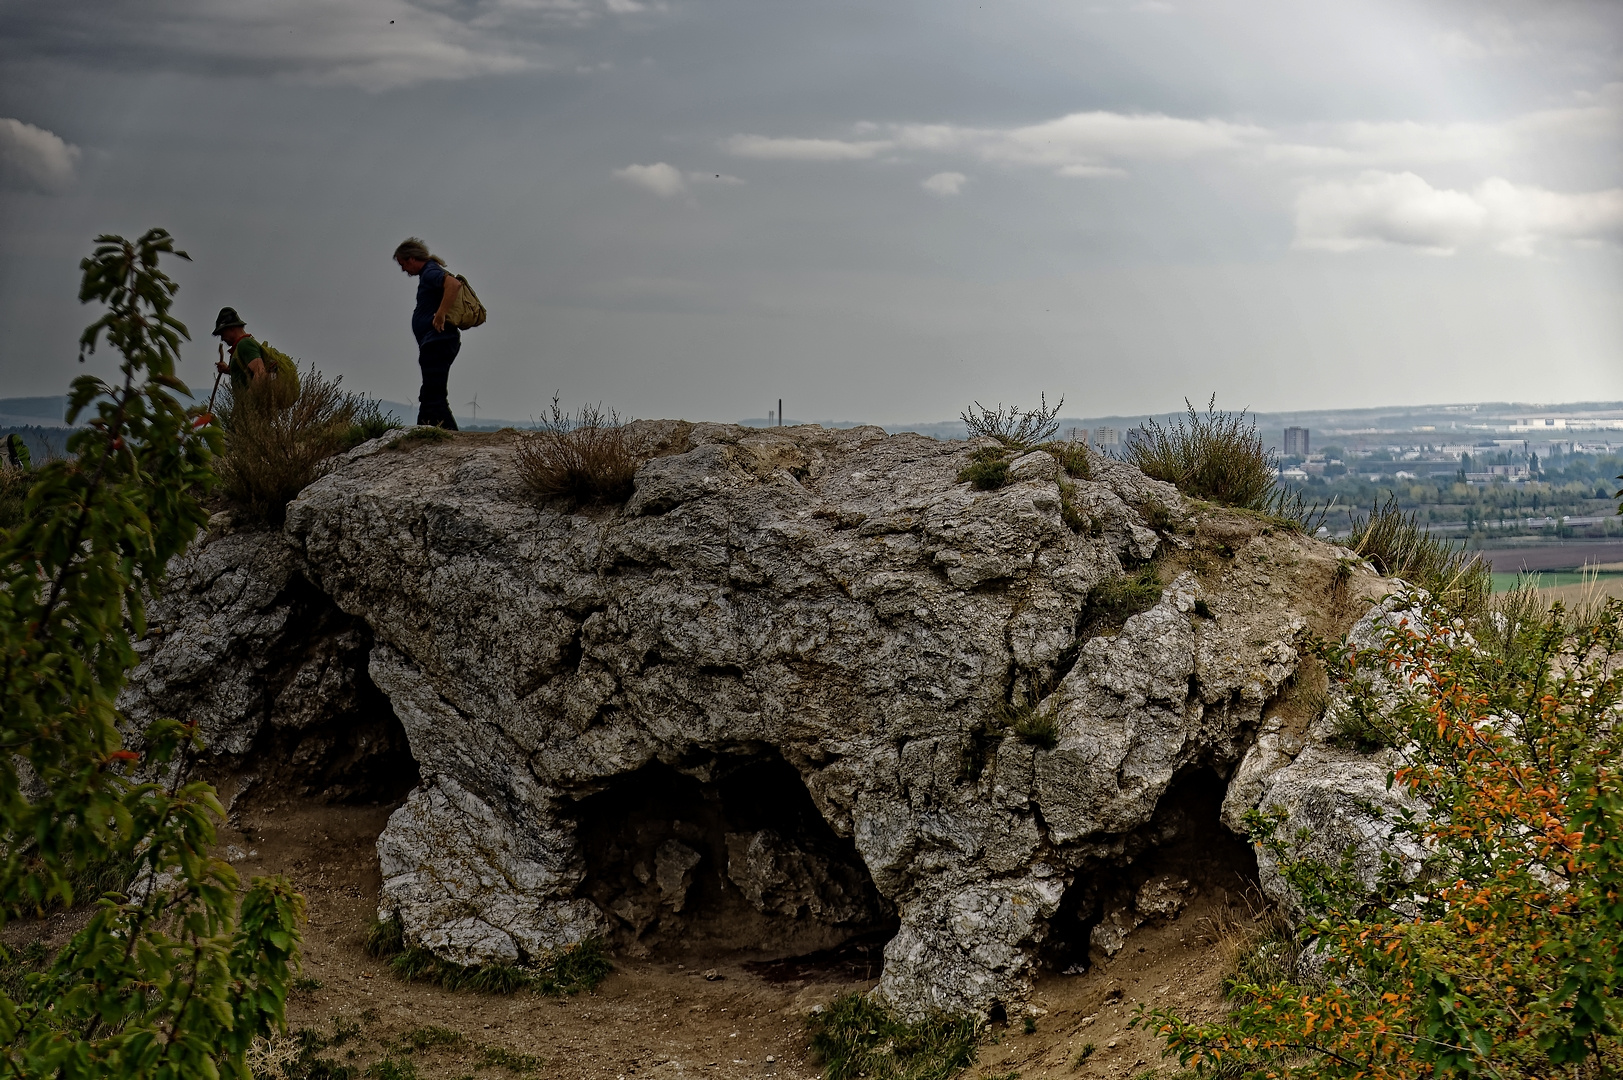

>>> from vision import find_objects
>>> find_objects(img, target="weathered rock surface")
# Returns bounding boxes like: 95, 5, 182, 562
129, 422, 1406, 1018
1222, 596, 1431, 911
119, 528, 415, 802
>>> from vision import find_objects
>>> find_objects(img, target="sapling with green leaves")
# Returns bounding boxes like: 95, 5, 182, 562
0, 229, 303, 1079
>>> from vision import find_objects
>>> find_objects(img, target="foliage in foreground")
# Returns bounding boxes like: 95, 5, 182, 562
1347, 495, 1491, 619
514, 394, 648, 506
215, 367, 396, 525
0, 229, 303, 1078
1140, 595, 1623, 1078
806, 992, 979, 1080
364, 916, 610, 996
0, 463, 30, 533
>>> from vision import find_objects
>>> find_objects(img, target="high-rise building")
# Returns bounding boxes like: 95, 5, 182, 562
1284, 427, 1310, 457
1093, 427, 1119, 449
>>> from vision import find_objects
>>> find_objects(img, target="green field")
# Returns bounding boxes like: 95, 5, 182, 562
1491, 570, 1623, 593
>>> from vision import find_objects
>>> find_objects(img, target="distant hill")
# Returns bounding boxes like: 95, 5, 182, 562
6, 394, 1622, 447
0, 397, 70, 427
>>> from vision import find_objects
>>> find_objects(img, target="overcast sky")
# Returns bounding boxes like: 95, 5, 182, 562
1, 0, 1619, 425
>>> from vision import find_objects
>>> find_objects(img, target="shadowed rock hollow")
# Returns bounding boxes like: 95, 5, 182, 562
123, 422, 1402, 1019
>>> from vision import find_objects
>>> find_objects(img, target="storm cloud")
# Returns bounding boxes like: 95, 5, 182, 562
0, 0, 1619, 422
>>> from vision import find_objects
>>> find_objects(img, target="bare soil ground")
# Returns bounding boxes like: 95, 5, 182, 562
208, 791, 1256, 1080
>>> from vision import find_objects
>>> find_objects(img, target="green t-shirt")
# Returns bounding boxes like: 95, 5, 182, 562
228, 337, 264, 389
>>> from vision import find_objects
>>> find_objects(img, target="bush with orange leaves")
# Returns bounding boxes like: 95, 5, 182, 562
1138, 597, 1623, 1078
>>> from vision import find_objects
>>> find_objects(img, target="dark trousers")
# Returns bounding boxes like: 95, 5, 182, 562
416, 337, 461, 430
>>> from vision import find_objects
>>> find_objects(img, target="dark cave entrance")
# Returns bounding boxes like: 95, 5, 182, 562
572, 752, 897, 963
236, 578, 420, 806
1041, 768, 1261, 974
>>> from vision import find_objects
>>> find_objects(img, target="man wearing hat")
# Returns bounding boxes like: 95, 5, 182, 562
211, 307, 267, 391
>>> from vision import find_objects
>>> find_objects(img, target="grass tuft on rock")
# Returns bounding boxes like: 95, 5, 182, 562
1080, 565, 1162, 636
960, 395, 1062, 451
1127, 396, 1276, 511
385, 426, 452, 450
1345, 496, 1489, 618
957, 447, 1013, 491
215, 367, 389, 525
1001, 698, 1059, 750
1039, 439, 1091, 480
365, 916, 609, 996
807, 992, 980, 1080
514, 395, 647, 506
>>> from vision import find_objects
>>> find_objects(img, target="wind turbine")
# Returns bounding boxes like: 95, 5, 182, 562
466, 394, 479, 424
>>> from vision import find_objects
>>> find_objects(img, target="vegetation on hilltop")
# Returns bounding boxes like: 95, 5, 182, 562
214, 368, 398, 525
514, 394, 649, 506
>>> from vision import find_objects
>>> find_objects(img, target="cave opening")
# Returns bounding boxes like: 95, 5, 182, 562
1041, 768, 1261, 974
572, 752, 896, 963
231, 585, 420, 806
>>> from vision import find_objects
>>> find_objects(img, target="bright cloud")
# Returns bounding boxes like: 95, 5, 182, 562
723, 135, 891, 161
921, 171, 967, 196
0, 118, 80, 194
614, 162, 686, 197
1294, 171, 1623, 255
1476, 177, 1623, 255
728, 112, 1263, 175
981, 111, 1264, 168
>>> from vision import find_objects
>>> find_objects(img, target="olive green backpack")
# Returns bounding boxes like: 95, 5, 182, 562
254, 340, 301, 409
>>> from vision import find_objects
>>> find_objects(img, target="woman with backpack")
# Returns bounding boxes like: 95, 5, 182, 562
393, 237, 463, 430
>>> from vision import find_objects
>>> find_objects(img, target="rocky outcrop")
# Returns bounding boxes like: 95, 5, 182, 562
1222, 596, 1431, 912
119, 528, 416, 802
128, 422, 1404, 1018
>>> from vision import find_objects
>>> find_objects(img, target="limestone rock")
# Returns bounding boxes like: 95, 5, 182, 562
120, 528, 413, 800
1089, 907, 1140, 959
129, 424, 1411, 1019
1222, 599, 1432, 913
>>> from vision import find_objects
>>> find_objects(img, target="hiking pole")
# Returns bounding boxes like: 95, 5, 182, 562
206, 343, 225, 417
194, 344, 224, 433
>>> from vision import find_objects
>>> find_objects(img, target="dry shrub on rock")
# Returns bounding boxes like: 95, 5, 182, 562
216, 367, 381, 525
514, 395, 647, 505
960, 394, 1063, 451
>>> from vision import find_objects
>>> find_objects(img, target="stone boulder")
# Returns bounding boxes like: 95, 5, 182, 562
128, 421, 1404, 1018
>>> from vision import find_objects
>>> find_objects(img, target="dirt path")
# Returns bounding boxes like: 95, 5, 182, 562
228, 793, 1247, 1080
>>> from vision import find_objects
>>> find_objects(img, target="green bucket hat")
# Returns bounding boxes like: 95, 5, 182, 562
211, 306, 246, 337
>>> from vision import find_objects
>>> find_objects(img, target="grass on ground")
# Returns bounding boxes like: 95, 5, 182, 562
364, 916, 610, 996
806, 991, 979, 1080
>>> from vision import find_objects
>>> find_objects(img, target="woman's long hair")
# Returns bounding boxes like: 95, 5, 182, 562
392, 237, 446, 267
